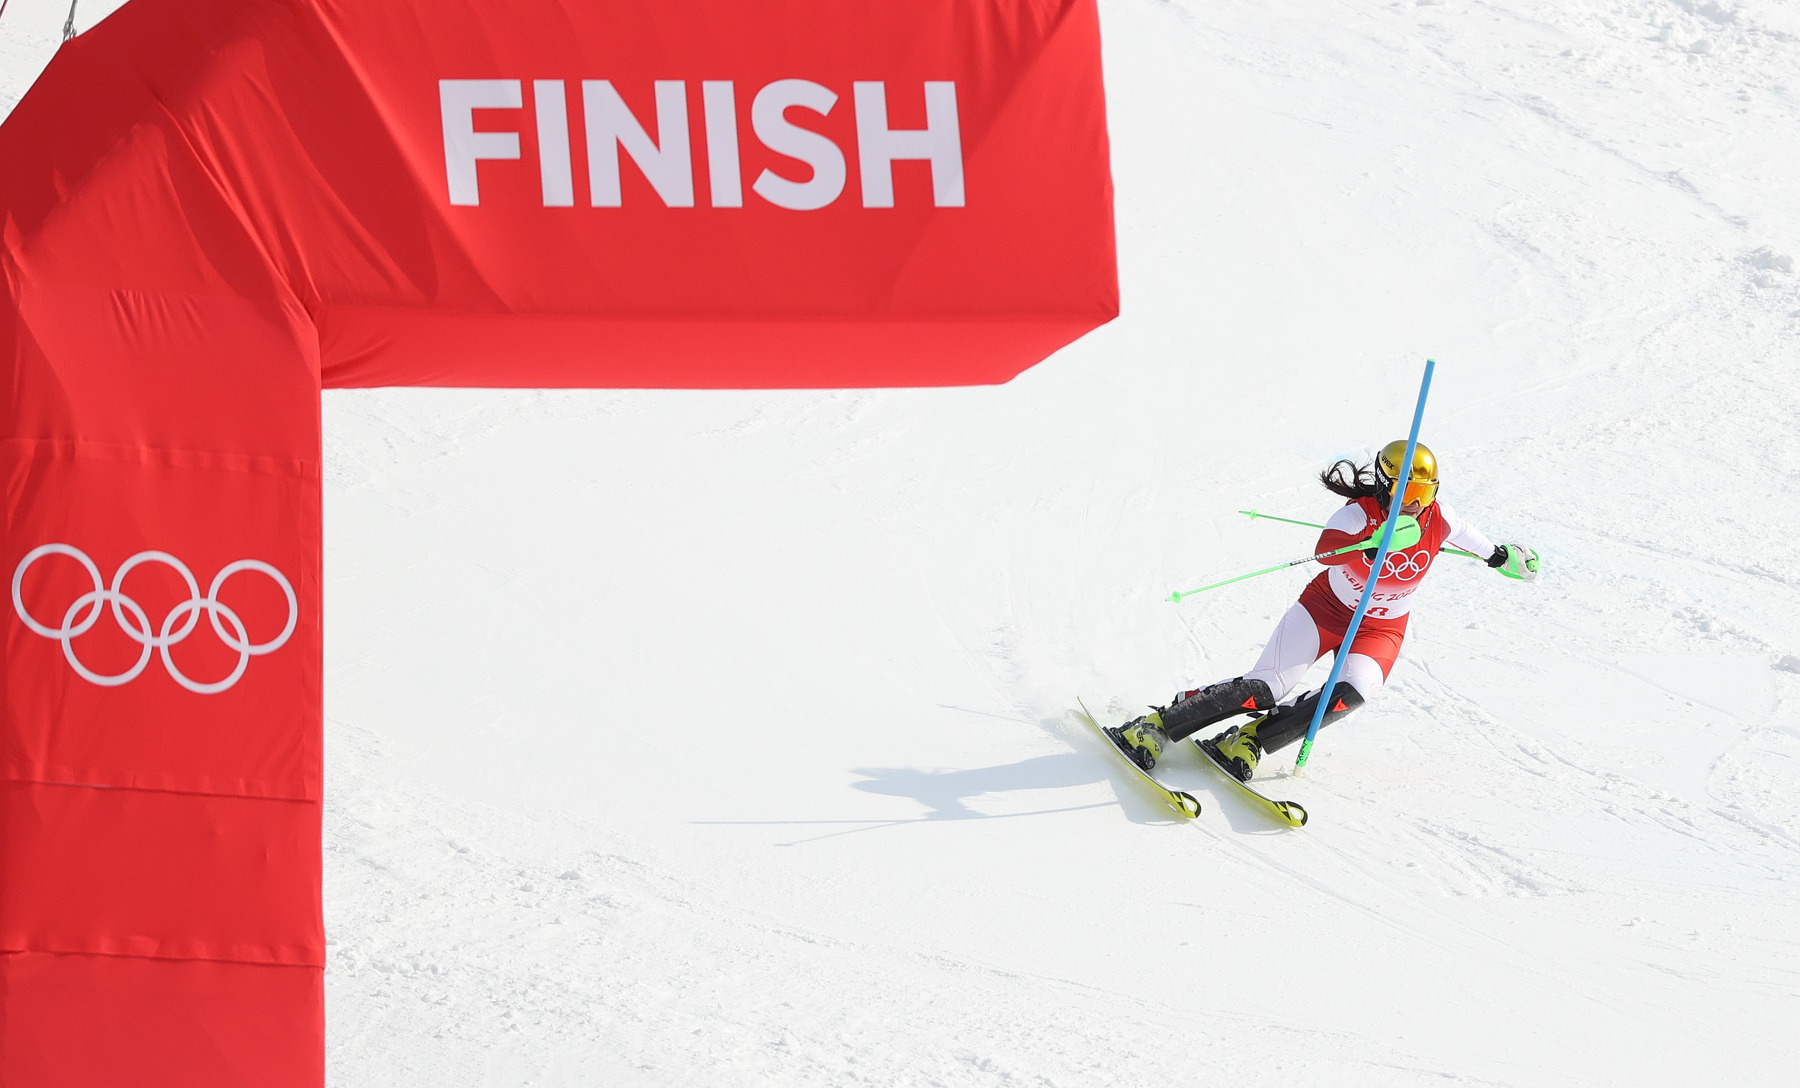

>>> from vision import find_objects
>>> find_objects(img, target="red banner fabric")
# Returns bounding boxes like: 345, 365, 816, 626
0, 952, 324, 1088
0, 0, 1116, 1083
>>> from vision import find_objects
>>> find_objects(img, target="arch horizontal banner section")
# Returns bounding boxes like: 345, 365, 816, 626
0, 0, 1115, 1084
326, 0, 1119, 385
3, 0, 1117, 391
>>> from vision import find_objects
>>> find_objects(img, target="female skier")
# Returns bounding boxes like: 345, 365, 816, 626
1113, 440, 1538, 781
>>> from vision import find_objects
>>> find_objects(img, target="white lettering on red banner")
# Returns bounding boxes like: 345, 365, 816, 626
439, 79, 965, 210
440, 79, 524, 206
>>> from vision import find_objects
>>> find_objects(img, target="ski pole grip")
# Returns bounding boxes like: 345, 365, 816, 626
1358, 514, 1420, 550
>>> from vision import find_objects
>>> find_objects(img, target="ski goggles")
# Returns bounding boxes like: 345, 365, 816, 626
1392, 474, 1438, 508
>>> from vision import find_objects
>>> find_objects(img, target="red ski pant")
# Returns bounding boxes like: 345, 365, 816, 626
1244, 589, 1407, 703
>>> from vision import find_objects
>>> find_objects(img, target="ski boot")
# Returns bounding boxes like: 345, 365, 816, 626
1159, 677, 1276, 743
1208, 720, 1264, 782
1110, 712, 1171, 772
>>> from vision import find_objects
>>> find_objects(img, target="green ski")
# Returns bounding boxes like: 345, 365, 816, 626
1194, 734, 1307, 827
1075, 698, 1201, 820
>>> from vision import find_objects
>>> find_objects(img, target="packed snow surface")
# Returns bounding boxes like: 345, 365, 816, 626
6, 1, 1800, 1085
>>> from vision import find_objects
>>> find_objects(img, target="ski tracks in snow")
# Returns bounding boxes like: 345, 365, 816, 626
325, 717, 1503, 1088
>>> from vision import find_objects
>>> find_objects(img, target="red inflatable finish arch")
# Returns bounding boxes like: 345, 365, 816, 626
0, 1, 1115, 1082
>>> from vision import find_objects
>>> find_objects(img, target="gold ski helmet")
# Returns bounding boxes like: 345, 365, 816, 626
1376, 440, 1439, 508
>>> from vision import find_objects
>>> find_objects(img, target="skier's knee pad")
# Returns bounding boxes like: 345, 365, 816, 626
1161, 676, 1276, 741
1320, 681, 1365, 721
1254, 681, 1364, 755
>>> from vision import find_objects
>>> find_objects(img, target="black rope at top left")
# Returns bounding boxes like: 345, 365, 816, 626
64, 0, 81, 40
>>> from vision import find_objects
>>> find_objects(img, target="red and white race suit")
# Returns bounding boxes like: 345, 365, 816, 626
1245, 497, 1496, 702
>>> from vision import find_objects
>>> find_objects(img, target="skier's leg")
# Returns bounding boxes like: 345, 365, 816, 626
1242, 602, 1328, 704
1251, 623, 1404, 757
1342, 620, 1403, 697
1159, 603, 1320, 744
1250, 679, 1366, 757
1337, 652, 1387, 702
1118, 667, 1283, 771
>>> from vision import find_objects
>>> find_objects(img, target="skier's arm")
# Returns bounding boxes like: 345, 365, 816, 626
1437, 502, 1498, 560
1316, 503, 1421, 563
1439, 502, 1539, 580
1316, 503, 1375, 566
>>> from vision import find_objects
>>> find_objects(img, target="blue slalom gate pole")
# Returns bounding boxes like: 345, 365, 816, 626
1293, 358, 1436, 774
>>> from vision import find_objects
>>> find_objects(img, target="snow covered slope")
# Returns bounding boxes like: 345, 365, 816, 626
7, 1, 1800, 1085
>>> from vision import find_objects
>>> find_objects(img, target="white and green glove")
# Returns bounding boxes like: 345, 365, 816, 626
1358, 515, 1421, 551
1488, 544, 1540, 580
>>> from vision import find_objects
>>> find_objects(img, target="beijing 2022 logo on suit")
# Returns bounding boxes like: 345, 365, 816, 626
12, 543, 297, 694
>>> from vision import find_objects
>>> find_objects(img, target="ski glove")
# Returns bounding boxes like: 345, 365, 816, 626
1357, 514, 1421, 551
1488, 544, 1540, 581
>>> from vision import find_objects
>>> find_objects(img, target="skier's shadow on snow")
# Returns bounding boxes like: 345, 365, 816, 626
841, 749, 1286, 835
848, 716, 1222, 831
846, 753, 1103, 820
697, 715, 1262, 845
698, 755, 1120, 846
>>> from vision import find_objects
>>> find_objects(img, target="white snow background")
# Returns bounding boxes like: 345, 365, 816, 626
6, 1, 1800, 1084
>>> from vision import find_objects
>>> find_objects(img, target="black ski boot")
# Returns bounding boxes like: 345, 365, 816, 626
1158, 677, 1277, 743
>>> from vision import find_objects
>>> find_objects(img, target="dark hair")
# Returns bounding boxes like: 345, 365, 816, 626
1319, 457, 1386, 504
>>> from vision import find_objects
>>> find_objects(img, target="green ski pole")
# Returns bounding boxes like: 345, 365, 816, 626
1238, 509, 1329, 531
1168, 518, 1420, 603
1168, 543, 1366, 603
1238, 509, 1484, 561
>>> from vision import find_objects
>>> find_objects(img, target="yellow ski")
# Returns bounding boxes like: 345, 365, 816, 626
1194, 734, 1307, 827
1075, 698, 1201, 820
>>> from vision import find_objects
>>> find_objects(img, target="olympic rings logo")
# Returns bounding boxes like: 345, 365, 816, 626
12, 544, 297, 695
1380, 550, 1431, 582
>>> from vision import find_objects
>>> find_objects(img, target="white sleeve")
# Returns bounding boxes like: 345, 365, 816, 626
1436, 501, 1498, 560
1325, 502, 1374, 534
